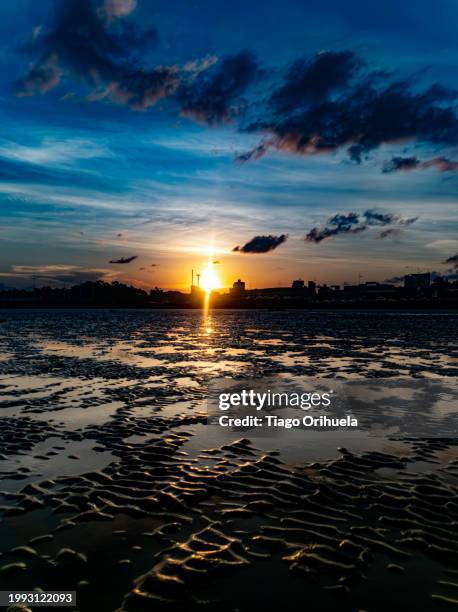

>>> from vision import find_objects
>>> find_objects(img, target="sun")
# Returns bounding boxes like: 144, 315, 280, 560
200, 262, 220, 293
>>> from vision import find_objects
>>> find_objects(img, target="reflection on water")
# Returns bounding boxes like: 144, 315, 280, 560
0, 310, 456, 612
0, 309, 456, 467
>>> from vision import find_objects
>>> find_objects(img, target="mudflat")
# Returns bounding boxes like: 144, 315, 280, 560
0, 310, 456, 611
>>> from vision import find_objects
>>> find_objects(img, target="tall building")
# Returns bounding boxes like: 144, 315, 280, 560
307, 280, 316, 296
230, 279, 246, 295
291, 279, 304, 291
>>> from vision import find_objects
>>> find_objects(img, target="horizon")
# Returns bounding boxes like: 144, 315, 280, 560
0, 269, 447, 294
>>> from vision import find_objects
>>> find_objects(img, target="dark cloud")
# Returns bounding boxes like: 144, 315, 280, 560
305, 211, 365, 243
363, 210, 418, 226
94, 66, 179, 110
384, 275, 406, 284
382, 156, 420, 173
14, 8, 458, 169
14, 0, 178, 110
386, 271, 456, 283
383, 156, 458, 173
305, 209, 417, 243
377, 228, 402, 239
271, 51, 362, 113
235, 141, 268, 163
16, 54, 62, 96
15, 2, 256, 115
233, 234, 287, 253
305, 223, 366, 243
240, 50, 458, 163
109, 255, 138, 263
444, 254, 458, 269
363, 210, 398, 225
328, 212, 360, 227
178, 51, 258, 124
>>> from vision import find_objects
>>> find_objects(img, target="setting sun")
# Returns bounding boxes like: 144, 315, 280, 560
200, 262, 220, 293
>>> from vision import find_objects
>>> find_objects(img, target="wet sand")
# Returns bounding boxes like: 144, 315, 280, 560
0, 309, 457, 611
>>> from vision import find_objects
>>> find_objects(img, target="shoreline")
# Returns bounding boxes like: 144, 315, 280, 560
1, 303, 458, 311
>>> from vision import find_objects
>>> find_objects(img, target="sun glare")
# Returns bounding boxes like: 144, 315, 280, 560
200, 262, 220, 293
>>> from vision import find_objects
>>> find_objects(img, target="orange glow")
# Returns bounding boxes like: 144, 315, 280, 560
200, 262, 220, 294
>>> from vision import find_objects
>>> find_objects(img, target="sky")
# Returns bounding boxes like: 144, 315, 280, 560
0, 0, 457, 291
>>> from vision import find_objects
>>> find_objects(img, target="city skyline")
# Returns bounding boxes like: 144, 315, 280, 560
0, 0, 457, 290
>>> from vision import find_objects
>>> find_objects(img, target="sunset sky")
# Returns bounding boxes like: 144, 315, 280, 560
0, 0, 457, 290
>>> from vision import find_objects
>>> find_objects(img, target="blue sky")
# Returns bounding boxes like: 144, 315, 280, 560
0, 0, 457, 290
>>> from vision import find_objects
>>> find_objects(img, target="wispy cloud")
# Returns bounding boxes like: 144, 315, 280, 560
0, 138, 111, 166
383, 156, 458, 173
1, 264, 115, 285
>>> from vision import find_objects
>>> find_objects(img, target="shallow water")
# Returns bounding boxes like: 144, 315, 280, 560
0, 309, 456, 611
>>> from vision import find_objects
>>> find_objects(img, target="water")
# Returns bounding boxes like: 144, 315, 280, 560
0, 310, 456, 612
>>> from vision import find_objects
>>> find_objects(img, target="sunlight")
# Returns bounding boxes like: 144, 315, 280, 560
200, 262, 220, 294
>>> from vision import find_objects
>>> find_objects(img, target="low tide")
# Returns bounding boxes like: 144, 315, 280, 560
0, 309, 457, 611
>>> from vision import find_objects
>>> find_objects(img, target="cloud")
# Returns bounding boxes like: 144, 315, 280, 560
179, 51, 259, 124
13, 9, 458, 170
239, 50, 458, 164
377, 228, 402, 239
235, 141, 268, 163
363, 209, 417, 226
4, 264, 114, 286
109, 255, 138, 263
305, 209, 418, 243
90, 66, 180, 111
444, 254, 458, 269
383, 156, 458, 173
271, 51, 362, 112
363, 210, 397, 225
16, 53, 62, 96
328, 212, 360, 227
14, 0, 169, 109
233, 234, 287, 253
102, 0, 137, 21
305, 223, 366, 243
0, 138, 110, 166
386, 271, 457, 283
384, 275, 406, 284
14, 0, 251, 114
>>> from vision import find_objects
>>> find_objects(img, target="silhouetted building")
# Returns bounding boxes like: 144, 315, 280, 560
404, 273, 431, 290
292, 279, 304, 291
230, 279, 246, 295
318, 284, 333, 298
307, 280, 316, 296
190, 285, 204, 296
